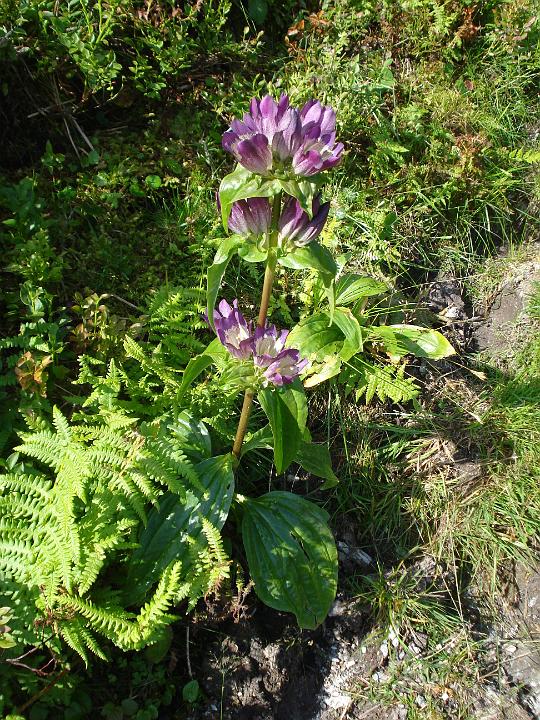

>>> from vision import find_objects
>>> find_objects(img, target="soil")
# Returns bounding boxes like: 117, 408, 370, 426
184, 248, 540, 720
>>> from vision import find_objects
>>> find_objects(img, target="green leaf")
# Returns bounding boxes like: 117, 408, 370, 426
145, 174, 162, 189
334, 274, 388, 306
125, 454, 234, 604
177, 339, 227, 399
170, 411, 212, 462
240, 424, 273, 457
258, 381, 307, 474
219, 164, 280, 230
332, 307, 364, 360
241, 491, 338, 629
278, 177, 322, 216
370, 325, 455, 359
248, 0, 268, 24
278, 242, 337, 318
207, 236, 244, 329
296, 441, 338, 487
238, 243, 267, 263
278, 242, 337, 279
182, 679, 200, 703
303, 355, 342, 388
287, 313, 344, 359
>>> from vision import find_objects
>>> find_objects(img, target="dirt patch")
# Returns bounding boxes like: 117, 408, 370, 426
475, 253, 540, 355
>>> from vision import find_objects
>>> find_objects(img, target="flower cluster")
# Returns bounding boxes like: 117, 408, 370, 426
226, 194, 330, 250
222, 94, 343, 178
211, 299, 308, 386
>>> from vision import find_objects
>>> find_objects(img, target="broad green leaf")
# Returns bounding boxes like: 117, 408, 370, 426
177, 339, 227, 399
303, 355, 342, 388
278, 242, 337, 279
207, 236, 243, 329
279, 242, 337, 318
240, 424, 273, 457
278, 177, 322, 216
238, 244, 267, 263
332, 307, 364, 360
287, 313, 344, 358
219, 164, 280, 230
125, 454, 234, 604
170, 411, 212, 462
258, 381, 307, 474
370, 325, 455, 360
241, 491, 338, 629
296, 441, 338, 487
335, 274, 388, 306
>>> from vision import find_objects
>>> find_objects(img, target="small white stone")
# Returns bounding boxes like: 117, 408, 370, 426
441, 692, 449, 702
324, 693, 351, 709
505, 644, 517, 654
345, 658, 355, 669
528, 596, 538, 608
415, 695, 427, 708
361, 645, 367, 654
391, 636, 400, 648
380, 642, 389, 658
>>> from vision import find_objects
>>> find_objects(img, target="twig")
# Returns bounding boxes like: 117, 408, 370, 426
186, 624, 193, 678
16, 667, 69, 714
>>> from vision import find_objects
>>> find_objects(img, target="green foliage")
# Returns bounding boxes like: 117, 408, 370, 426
241, 491, 338, 629
0, 407, 230, 663
1, 0, 247, 99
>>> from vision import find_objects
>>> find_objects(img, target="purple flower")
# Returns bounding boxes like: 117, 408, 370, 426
252, 325, 289, 367
263, 350, 309, 387
227, 197, 272, 236
252, 325, 308, 386
222, 94, 343, 178
213, 299, 253, 359
278, 195, 330, 248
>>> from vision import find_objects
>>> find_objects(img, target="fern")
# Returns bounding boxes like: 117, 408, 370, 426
340, 358, 420, 404
0, 407, 231, 662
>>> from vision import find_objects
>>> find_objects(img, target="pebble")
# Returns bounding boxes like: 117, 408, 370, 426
504, 644, 517, 654
415, 695, 427, 708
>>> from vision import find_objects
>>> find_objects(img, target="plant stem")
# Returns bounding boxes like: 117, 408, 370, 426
232, 192, 282, 459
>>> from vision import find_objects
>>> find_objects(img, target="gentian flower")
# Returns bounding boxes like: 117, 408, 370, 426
252, 325, 289, 367
262, 350, 309, 387
252, 325, 308, 386
278, 195, 330, 249
227, 197, 272, 237
212, 299, 253, 359
222, 94, 343, 178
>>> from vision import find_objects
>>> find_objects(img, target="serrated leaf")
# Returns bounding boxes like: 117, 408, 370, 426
258, 381, 307, 474
241, 491, 338, 629
240, 424, 273, 457
124, 454, 234, 604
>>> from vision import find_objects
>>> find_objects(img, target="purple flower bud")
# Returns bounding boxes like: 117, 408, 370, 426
278, 195, 330, 248
263, 349, 309, 387
222, 94, 342, 178
213, 299, 254, 360
227, 197, 272, 236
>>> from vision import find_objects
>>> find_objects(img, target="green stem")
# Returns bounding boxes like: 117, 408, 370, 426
232, 192, 282, 459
